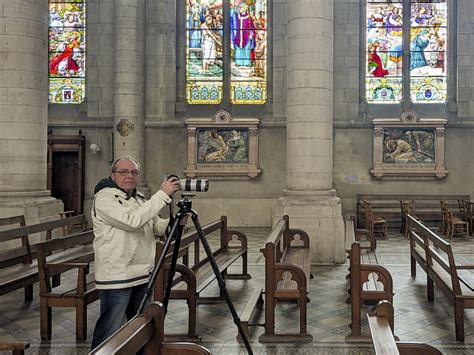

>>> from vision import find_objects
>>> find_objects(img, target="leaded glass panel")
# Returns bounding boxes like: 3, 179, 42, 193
48, 0, 85, 104
410, 0, 447, 103
366, 0, 403, 103
186, 0, 223, 104
230, 0, 267, 104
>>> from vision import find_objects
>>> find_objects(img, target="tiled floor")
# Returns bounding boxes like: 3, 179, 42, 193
1, 228, 474, 354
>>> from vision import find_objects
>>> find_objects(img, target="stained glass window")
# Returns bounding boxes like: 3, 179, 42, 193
410, 0, 447, 103
185, 1, 267, 105
366, 1, 403, 103
48, 0, 85, 104
366, 0, 447, 104
230, 0, 267, 104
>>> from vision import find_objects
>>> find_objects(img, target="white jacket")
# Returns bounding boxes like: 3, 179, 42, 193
92, 185, 171, 289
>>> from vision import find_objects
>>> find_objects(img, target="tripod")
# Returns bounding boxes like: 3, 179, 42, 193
137, 194, 253, 354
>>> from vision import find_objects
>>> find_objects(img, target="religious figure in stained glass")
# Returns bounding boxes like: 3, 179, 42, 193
366, 1, 403, 103
186, 0, 224, 104
366, 0, 447, 104
410, 1, 447, 103
49, 0, 86, 104
185, 1, 266, 105
230, 0, 266, 104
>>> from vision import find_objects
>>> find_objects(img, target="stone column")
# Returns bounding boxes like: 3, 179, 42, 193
113, 0, 149, 193
0, 0, 62, 226
276, 0, 345, 264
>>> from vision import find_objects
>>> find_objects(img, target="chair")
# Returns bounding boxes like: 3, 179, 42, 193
400, 200, 414, 239
364, 201, 388, 239
458, 199, 473, 236
441, 201, 469, 239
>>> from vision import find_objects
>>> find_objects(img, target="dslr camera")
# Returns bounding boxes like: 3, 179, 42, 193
166, 175, 209, 192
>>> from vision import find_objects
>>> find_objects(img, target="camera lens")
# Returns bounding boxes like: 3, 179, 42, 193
180, 179, 209, 192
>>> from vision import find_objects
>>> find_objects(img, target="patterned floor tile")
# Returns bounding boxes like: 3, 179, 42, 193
2, 228, 474, 353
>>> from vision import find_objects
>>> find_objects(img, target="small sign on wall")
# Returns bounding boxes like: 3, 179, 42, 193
184, 111, 261, 179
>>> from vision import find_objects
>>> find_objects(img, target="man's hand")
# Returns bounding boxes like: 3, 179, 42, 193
160, 176, 180, 196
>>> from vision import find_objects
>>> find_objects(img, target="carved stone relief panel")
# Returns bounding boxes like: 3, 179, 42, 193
371, 112, 448, 180
184, 111, 261, 179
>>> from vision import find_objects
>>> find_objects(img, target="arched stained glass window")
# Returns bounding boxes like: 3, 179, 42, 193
186, 0, 267, 105
366, 0, 446, 104
48, 0, 86, 104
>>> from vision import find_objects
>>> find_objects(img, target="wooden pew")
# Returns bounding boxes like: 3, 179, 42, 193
408, 215, 474, 341
368, 300, 442, 355
36, 230, 98, 341
0, 214, 87, 301
90, 302, 211, 355
0, 342, 29, 355
258, 215, 312, 343
154, 216, 250, 340
346, 242, 393, 342
357, 194, 469, 230
344, 217, 376, 303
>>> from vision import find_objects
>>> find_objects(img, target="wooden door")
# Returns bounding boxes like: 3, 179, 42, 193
47, 132, 85, 214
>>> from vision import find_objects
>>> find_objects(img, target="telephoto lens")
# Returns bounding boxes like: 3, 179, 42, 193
180, 179, 209, 192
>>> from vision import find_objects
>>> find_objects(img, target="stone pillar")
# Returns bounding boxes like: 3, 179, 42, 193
113, 0, 149, 193
0, 0, 62, 225
276, 0, 344, 264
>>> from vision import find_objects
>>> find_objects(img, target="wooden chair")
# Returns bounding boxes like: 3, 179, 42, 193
441, 201, 469, 239
364, 201, 388, 239
458, 199, 473, 236
400, 201, 414, 239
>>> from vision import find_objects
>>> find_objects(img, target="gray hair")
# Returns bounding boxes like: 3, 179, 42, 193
110, 156, 141, 173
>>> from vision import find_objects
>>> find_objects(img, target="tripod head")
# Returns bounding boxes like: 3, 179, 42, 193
176, 193, 195, 214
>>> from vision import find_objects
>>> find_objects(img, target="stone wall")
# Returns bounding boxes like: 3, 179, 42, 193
46, 0, 474, 228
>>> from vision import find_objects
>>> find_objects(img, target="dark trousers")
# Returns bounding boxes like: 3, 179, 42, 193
91, 283, 148, 351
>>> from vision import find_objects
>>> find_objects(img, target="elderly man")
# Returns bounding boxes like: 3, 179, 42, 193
90, 156, 181, 350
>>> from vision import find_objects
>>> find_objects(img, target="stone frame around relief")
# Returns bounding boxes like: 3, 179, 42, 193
370, 112, 448, 180
183, 111, 261, 179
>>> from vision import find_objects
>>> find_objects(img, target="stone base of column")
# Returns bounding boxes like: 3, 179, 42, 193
0, 191, 64, 248
275, 189, 345, 265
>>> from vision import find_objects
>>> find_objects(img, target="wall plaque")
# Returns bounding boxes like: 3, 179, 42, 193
184, 112, 261, 179
371, 113, 448, 180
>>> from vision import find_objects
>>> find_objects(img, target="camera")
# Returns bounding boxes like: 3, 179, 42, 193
166, 175, 209, 192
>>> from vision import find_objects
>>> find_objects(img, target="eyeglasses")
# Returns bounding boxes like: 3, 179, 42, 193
113, 169, 140, 177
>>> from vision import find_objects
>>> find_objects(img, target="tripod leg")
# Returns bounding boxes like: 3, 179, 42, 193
137, 215, 183, 315
162, 222, 185, 312
190, 211, 253, 355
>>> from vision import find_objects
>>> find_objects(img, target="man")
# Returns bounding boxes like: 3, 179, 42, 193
90, 156, 181, 350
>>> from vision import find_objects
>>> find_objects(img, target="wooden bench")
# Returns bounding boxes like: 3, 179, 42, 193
258, 215, 312, 343
90, 302, 211, 355
346, 242, 393, 342
0, 214, 87, 301
368, 300, 442, 355
408, 215, 474, 341
344, 217, 376, 303
357, 194, 470, 230
36, 230, 98, 341
0, 342, 30, 355
154, 216, 250, 340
